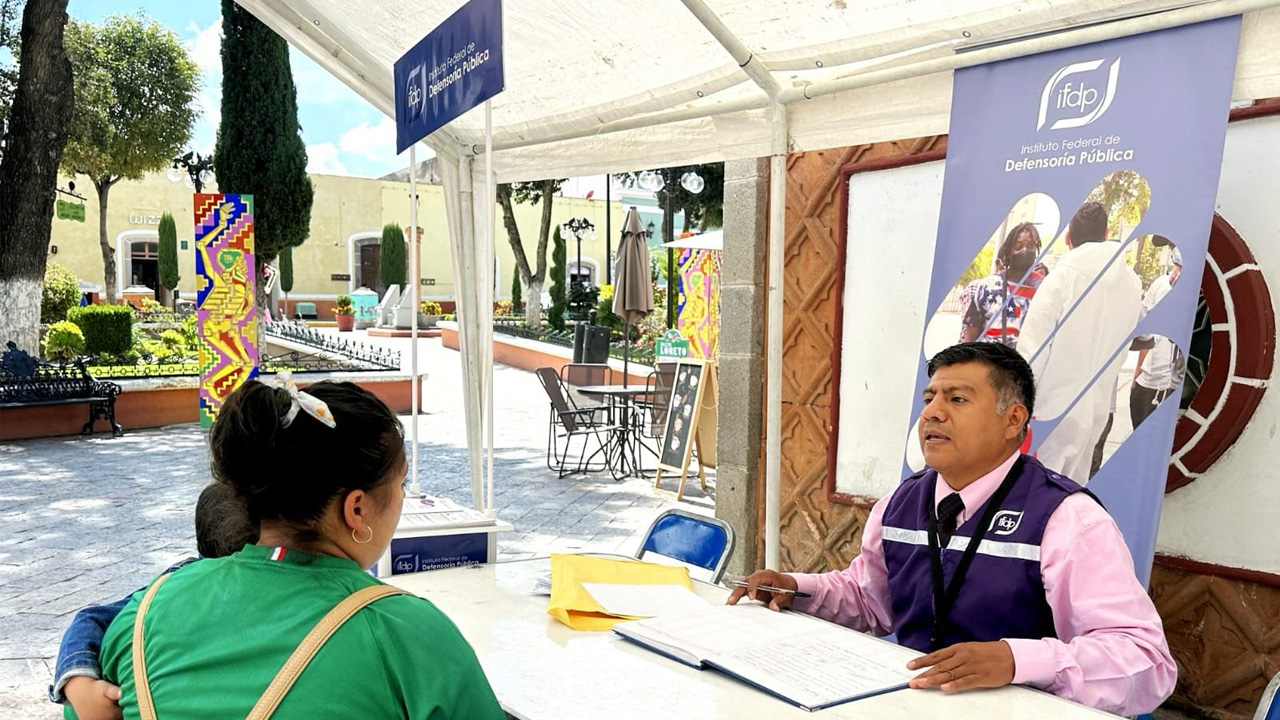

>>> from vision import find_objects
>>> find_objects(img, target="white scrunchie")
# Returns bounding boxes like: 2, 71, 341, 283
258, 371, 336, 428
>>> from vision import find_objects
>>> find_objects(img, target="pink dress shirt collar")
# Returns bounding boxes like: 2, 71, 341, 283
934, 450, 1021, 526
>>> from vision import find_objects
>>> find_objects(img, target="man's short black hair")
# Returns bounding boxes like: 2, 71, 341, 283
1068, 201, 1109, 245
927, 342, 1036, 433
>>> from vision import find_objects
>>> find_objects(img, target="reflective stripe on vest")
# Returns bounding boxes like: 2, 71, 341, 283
881, 525, 1041, 562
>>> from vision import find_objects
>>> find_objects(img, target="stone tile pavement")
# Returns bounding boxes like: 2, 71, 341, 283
0, 338, 713, 718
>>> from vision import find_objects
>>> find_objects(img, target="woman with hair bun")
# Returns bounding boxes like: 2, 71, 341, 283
81, 375, 504, 720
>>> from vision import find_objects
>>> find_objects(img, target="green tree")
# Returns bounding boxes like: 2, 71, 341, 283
1087, 169, 1151, 240
497, 178, 566, 326
510, 269, 522, 314
379, 223, 406, 294
278, 245, 293, 315
956, 245, 995, 288
548, 226, 567, 331
0, 0, 72, 353
158, 212, 179, 306
61, 15, 199, 304
214, 0, 314, 314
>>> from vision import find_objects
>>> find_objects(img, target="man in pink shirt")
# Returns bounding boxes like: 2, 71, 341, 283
728, 342, 1176, 717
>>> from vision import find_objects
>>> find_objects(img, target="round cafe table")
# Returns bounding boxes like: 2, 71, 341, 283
576, 385, 654, 479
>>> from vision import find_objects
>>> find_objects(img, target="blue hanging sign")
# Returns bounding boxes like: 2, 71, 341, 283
394, 0, 504, 153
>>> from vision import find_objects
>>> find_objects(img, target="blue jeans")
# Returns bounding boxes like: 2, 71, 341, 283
48, 557, 198, 704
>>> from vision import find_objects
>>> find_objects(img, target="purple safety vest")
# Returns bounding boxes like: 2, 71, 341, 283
881, 454, 1094, 652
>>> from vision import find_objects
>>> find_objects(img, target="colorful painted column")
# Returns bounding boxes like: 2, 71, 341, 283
194, 194, 258, 427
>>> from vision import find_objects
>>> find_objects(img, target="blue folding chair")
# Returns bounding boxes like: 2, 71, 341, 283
634, 509, 735, 583
1256, 671, 1280, 720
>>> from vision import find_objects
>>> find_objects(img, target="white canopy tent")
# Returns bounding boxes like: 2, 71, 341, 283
664, 230, 724, 252
237, 0, 1280, 567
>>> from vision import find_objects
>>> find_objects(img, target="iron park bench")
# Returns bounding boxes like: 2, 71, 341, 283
0, 341, 123, 437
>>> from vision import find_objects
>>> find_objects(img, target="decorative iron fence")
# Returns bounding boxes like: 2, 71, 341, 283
264, 322, 400, 371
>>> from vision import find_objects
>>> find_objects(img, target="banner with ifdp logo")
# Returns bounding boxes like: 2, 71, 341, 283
914, 18, 1241, 583
394, 0, 504, 152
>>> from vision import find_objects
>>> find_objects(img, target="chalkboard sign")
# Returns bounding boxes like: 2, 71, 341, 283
655, 359, 718, 500
658, 359, 706, 473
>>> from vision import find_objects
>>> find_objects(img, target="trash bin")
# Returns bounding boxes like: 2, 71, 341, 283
572, 323, 587, 363
581, 325, 611, 365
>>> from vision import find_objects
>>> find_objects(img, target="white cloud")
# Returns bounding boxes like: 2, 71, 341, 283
306, 143, 348, 176
338, 117, 398, 162
185, 20, 222, 78
290, 47, 363, 107
184, 21, 222, 151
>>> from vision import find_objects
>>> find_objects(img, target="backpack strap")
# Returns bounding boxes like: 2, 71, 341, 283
244, 584, 409, 720
131, 575, 408, 720
132, 573, 172, 720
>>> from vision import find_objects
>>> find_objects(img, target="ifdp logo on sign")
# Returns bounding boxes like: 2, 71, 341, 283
1036, 58, 1121, 131
404, 61, 427, 124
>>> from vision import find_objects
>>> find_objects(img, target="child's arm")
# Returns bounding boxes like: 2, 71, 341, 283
48, 595, 129, 704
49, 557, 199, 705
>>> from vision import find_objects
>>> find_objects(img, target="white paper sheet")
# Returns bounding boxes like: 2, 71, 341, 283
580, 582, 710, 618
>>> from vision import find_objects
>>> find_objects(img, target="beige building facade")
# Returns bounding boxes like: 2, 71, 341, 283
48, 170, 627, 313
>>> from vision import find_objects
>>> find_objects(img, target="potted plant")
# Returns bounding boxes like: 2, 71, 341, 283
334, 294, 356, 332
419, 300, 442, 328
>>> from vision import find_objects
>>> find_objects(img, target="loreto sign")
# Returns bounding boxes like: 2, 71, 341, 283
394, 0, 504, 152
913, 18, 1240, 583
656, 329, 690, 360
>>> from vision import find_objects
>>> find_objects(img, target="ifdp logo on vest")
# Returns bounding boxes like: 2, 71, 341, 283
1036, 58, 1122, 131
990, 510, 1024, 536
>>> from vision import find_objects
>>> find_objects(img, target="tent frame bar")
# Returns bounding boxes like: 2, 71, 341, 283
471, 0, 1279, 156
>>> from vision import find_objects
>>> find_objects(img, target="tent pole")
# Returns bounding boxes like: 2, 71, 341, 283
409, 143, 422, 496
764, 103, 788, 570
485, 99, 496, 516
458, 154, 486, 511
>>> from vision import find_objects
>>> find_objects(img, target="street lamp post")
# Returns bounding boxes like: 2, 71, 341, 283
637, 168, 703, 328
167, 151, 215, 193
561, 217, 596, 320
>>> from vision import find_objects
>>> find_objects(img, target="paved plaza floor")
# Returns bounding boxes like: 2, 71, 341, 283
0, 337, 713, 718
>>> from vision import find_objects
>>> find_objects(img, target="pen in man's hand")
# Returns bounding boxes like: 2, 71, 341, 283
729, 580, 811, 599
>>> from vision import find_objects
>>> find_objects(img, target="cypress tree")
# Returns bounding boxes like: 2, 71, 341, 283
158, 212, 179, 306
379, 223, 406, 293
548, 227, 567, 331
213, 0, 313, 312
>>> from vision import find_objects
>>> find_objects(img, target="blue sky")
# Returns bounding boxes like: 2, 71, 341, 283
70, 0, 408, 178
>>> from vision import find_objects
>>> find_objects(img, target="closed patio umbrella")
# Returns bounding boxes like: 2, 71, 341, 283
613, 207, 654, 386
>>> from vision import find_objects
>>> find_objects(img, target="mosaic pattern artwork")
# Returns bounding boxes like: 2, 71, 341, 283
195, 194, 258, 427
676, 248, 722, 362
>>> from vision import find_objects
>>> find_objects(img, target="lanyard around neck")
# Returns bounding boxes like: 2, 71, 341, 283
925, 456, 1024, 651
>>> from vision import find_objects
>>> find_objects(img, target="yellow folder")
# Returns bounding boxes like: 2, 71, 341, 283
547, 554, 693, 631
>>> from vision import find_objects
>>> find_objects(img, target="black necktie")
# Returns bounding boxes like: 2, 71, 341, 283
936, 492, 965, 548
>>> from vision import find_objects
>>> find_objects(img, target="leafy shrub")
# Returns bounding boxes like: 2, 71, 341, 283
493, 300, 512, 317
68, 304, 134, 355
42, 321, 85, 361
41, 262, 81, 323
160, 329, 186, 350
420, 300, 442, 315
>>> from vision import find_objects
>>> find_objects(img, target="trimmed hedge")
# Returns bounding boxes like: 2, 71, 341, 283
68, 304, 135, 356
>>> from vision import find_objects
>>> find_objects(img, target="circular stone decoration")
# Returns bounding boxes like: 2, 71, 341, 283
1167, 214, 1275, 492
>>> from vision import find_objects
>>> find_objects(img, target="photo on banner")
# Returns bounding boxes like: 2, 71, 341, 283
831, 17, 1241, 584
914, 172, 1187, 481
